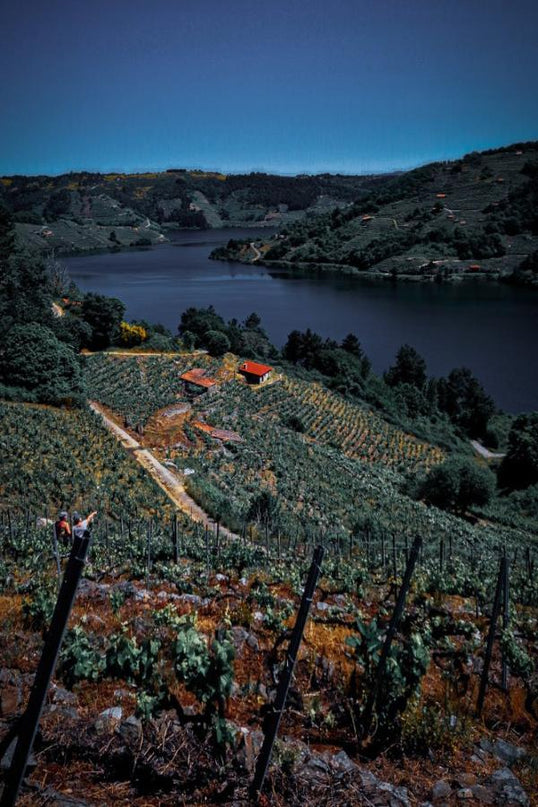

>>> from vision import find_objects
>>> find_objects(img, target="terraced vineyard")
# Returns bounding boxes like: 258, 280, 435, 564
0, 401, 174, 520
254, 376, 445, 470
83, 356, 535, 558
84, 353, 221, 427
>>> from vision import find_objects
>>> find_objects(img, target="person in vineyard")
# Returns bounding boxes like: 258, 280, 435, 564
54, 511, 72, 547
72, 510, 97, 539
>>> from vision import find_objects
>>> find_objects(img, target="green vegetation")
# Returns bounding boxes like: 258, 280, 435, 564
212, 142, 538, 283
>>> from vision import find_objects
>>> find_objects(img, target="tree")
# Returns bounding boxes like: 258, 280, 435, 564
341, 333, 363, 358
498, 413, 538, 490
204, 329, 230, 357
0, 323, 85, 406
437, 367, 495, 438
385, 344, 427, 389
178, 306, 227, 345
244, 312, 261, 330
81, 293, 125, 350
419, 457, 495, 515
119, 321, 147, 347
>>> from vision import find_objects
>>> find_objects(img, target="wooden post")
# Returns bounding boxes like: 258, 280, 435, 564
501, 558, 510, 692
0, 533, 92, 807
251, 545, 324, 799
173, 514, 179, 564
145, 521, 152, 589
476, 556, 506, 717
361, 536, 422, 738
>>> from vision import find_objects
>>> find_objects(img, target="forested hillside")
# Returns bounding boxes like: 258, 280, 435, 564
0, 168, 381, 254
212, 142, 538, 284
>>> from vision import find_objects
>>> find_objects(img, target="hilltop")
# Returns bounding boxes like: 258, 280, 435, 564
211, 142, 538, 284
0, 168, 382, 255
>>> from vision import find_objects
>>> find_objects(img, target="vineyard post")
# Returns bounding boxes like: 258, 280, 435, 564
361, 535, 422, 739
476, 555, 506, 718
250, 544, 325, 800
172, 514, 179, 564
501, 557, 510, 692
439, 537, 444, 573
205, 525, 210, 577
381, 533, 385, 571
50, 523, 61, 586
145, 521, 152, 589
0, 533, 92, 807
392, 534, 397, 580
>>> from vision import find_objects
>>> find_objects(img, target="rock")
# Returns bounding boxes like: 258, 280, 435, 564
301, 752, 331, 785
456, 773, 477, 788
239, 577, 248, 587
215, 573, 227, 582
231, 626, 249, 653
101, 706, 122, 719
237, 728, 264, 772
132, 588, 151, 602
77, 579, 110, 600
493, 739, 527, 766
95, 706, 122, 734
432, 781, 452, 801
471, 785, 494, 804
177, 593, 203, 606
246, 632, 260, 651
316, 601, 330, 612
47, 705, 79, 720
37, 788, 92, 807
487, 768, 529, 807
331, 750, 358, 774
1, 738, 36, 771
456, 788, 474, 800
117, 715, 142, 744
50, 686, 77, 706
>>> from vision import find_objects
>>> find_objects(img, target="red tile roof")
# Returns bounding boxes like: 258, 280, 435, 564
239, 361, 273, 377
180, 369, 217, 388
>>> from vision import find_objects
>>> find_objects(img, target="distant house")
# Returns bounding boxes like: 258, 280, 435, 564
361, 214, 373, 223
238, 361, 273, 385
435, 193, 447, 199
469, 264, 481, 272
180, 368, 217, 395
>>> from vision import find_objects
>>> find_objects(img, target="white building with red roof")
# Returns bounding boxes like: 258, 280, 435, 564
238, 361, 273, 385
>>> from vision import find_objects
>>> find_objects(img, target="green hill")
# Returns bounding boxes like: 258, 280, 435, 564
0, 168, 381, 254
211, 142, 538, 284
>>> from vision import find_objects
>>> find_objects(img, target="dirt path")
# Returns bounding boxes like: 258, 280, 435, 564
89, 401, 241, 540
470, 440, 506, 459
250, 242, 262, 261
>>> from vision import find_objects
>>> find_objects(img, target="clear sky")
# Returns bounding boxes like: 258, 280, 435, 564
2, 0, 538, 176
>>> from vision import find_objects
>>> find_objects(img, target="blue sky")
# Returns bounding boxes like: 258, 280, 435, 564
2, 0, 538, 176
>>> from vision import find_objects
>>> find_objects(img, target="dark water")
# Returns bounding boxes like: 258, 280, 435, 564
65, 229, 538, 413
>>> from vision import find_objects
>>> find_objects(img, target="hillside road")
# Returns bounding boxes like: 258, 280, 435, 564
89, 401, 241, 540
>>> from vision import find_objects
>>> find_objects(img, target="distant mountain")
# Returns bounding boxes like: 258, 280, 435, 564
211, 142, 538, 284
0, 167, 385, 255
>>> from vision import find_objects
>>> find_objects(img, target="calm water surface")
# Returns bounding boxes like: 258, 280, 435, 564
65, 229, 538, 413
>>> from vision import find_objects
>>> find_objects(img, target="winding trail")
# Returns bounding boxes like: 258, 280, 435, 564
250, 242, 262, 261
89, 401, 241, 540
470, 440, 506, 460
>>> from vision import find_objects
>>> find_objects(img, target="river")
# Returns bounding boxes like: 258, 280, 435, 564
64, 228, 538, 414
